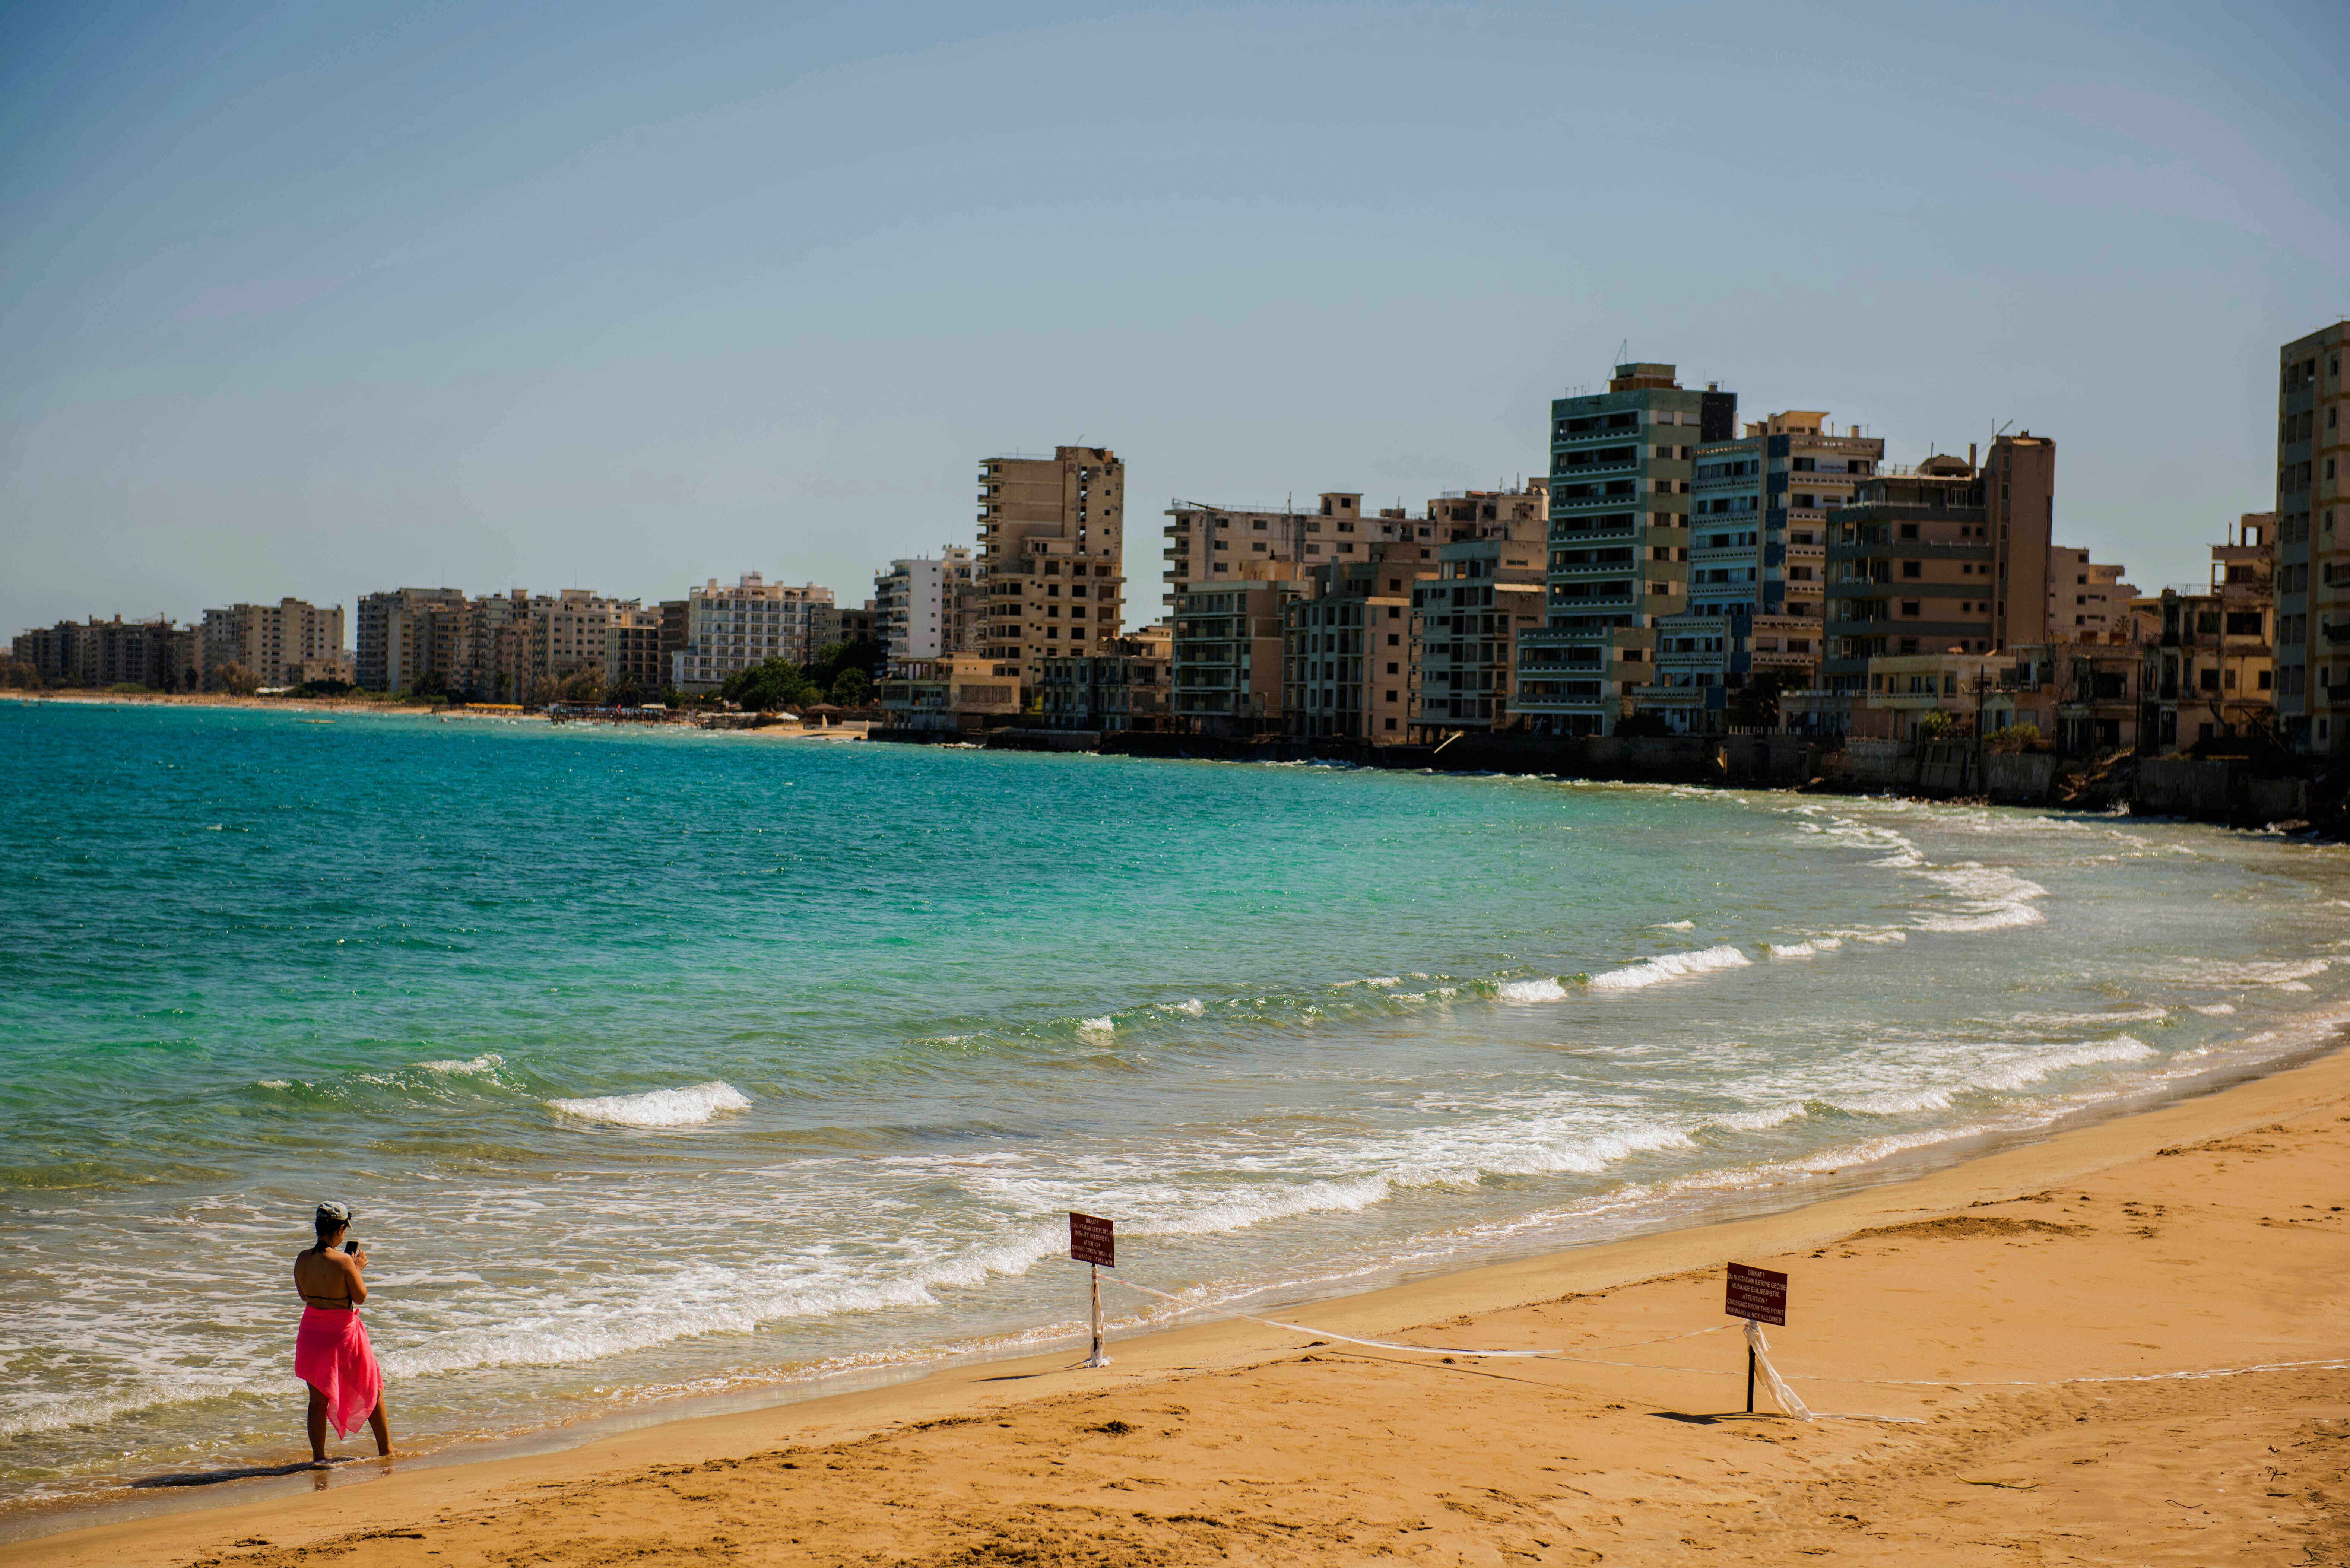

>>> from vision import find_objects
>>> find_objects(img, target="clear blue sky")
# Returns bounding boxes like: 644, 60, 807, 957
3, 0, 2344, 636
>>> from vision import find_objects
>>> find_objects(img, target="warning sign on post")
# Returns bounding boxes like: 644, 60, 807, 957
1069, 1212, 1115, 1268
1725, 1262, 1787, 1326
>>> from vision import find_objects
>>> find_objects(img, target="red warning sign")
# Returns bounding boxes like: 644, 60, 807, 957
1725, 1262, 1787, 1326
1069, 1212, 1115, 1268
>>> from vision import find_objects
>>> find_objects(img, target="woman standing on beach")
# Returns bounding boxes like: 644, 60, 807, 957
292, 1201, 392, 1463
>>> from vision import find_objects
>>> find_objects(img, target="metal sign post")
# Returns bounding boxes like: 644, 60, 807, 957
1069, 1212, 1116, 1368
1724, 1262, 1788, 1414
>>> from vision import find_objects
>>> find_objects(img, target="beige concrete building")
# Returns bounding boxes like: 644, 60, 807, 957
977, 446, 1126, 691
1283, 542, 1427, 743
1857, 651, 2018, 740
1037, 627, 1172, 732
2132, 514, 2276, 751
1171, 565, 1314, 738
2045, 548, 2137, 642
601, 606, 667, 701
2271, 324, 2349, 752
529, 589, 637, 693
878, 652, 1022, 733
1163, 492, 1438, 593
356, 587, 467, 692
200, 599, 348, 689
672, 575, 837, 692
1410, 501, 1547, 737
11, 616, 200, 690
1822, 434, 2057, 691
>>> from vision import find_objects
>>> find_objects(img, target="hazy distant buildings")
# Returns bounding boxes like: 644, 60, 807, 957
11, 616, 200, 691
199, 599, 348, 689
976, 447, 1126, 689
2271, 323, 2347, 752
602, 607, 667, 700
355, 587, 467, 693
672, 575, 835, 693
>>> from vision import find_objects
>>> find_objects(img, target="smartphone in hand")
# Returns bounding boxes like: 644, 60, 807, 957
343, 1240, 361, 1256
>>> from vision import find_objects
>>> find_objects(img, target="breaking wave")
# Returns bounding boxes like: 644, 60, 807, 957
1589, 944, 1751, 991
547, 1082, 752, 1127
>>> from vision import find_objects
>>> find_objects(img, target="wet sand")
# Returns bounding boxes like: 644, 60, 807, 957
18, 1037, 2350, 1565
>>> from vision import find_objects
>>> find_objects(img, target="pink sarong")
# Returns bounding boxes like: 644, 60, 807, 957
295, 1307, 382, 1438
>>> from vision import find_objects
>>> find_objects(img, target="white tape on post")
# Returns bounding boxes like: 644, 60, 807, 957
1742, 1318, 1811, 1421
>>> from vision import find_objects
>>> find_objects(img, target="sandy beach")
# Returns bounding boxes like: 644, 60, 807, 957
11, 1025, 2347, 1566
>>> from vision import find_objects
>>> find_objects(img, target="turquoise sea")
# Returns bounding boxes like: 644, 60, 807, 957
4, 699, 2349, 1515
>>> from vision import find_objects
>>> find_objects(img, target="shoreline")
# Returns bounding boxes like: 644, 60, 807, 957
15, 1012, 2350, 1564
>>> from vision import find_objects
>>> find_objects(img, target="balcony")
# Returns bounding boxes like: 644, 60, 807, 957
1550, 487, 1643, 512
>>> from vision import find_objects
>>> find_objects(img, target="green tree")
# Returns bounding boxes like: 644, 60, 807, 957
212, 661, 262, 696
553, 669, 604, 704
722, 657, 818, 712
831, 666, 873, 708
2, 659, 44, 689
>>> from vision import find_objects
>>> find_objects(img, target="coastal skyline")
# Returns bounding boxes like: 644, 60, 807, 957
4, 1, 2346, 637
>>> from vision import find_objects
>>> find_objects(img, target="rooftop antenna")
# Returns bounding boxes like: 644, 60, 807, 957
1614, 337, 1630, 367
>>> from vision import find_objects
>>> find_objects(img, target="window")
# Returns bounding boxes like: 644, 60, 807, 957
1384, 716, 1396, 730
1902, 601, 1921, 617
1901, 561, 1922, 578
1387, 632, 1400, 645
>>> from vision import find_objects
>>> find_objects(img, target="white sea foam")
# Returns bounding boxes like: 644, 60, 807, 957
1496, 977, 1569, 1003
547, 1082, 752, 1127
1171, 999, 1205, 1016
1976, 1036, 2158, 1091
2193, 1003, 2238, 1015
418, 1053, 504, 1075
1588, 944, 1751, 991
1907, 863, 2049, 933
2193, 958, 2329, 986
1766, 942, 1820, 959
1656, 920, 1696, 931
1078, 1016, 1115, 1035
2281, 981, 2315, 992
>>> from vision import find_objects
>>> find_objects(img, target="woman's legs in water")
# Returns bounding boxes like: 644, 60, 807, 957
307, 1384, 392, 1460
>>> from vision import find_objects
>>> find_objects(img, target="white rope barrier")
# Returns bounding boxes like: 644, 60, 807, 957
1097, 1273, 2350, 1419
1103, 1275, 1735, 1359
1786, 1354, 2350, 1389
